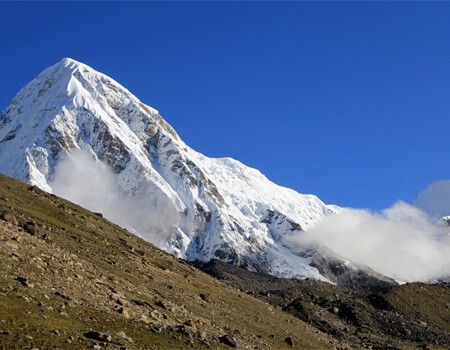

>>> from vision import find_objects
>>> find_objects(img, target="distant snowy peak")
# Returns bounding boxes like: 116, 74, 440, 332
414, 180, 450, 219
0, 57, 394, 287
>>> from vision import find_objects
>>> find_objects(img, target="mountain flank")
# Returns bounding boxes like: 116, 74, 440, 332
0, 58, 351, 283
0, 173, 341, 349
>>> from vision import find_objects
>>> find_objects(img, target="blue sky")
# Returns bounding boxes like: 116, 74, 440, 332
1, 2, 450, 210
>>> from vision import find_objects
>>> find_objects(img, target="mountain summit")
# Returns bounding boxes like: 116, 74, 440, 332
0, 58, 393, 285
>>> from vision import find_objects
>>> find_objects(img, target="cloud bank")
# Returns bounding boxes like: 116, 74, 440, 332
49, 149, 179, 247
49, 149, 450, 283
284, 201, 450, 282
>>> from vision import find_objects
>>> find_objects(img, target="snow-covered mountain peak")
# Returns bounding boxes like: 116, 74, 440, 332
0, 59, 395, 286
60, 57, 87, 70
46, 57, 119, 86
414, 180, 450, 219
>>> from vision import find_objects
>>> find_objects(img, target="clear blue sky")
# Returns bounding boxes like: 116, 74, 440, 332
1, 2, 450, 210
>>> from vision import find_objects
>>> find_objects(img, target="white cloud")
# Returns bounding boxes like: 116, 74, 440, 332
284, 201, 450, 282
49, 148, 179, 246
49, 149, 450, 282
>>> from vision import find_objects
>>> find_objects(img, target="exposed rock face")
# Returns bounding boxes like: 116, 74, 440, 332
301, 246, 397, 288
0, 58, 390, 285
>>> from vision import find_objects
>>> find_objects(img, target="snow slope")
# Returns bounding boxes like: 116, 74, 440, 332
0, 58, 389, 284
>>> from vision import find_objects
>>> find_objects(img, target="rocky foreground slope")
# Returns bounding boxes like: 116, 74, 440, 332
1, 174, 449, 350
0, 173, 342, 349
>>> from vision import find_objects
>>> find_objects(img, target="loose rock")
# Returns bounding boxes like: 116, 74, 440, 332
84, 331, 112, 342
15, 276, 33, 288
218, 334, 237, 348
23, 221, 39, 236
200, 293, 210, 302
0, 209, 18, 225
118, 307, 130, 318
284, 336, 294, 346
